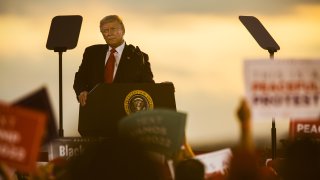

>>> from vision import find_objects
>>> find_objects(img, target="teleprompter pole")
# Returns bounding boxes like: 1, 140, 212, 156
46, 15, 82, 138
56, 48, 66, 137
269, 49, 277, 159
58, 51, 64, 137
239, 16, 280, 160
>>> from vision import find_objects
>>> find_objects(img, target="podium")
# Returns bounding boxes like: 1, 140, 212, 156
78, 83, 176, 137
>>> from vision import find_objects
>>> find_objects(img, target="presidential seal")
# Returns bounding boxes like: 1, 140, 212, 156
124, 90, 154, 115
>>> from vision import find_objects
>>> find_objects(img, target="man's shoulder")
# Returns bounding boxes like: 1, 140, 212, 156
85, 44, 107, 51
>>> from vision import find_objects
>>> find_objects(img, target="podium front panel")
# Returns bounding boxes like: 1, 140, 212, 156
78, 83, 176, 137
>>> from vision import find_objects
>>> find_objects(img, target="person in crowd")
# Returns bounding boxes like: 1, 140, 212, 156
73, 15, 154, 106
174, 158, 205, 180
281, 136, 320, 180
62, 137, 164, 180
0, 163, 17, 180
226, 98, 279, 180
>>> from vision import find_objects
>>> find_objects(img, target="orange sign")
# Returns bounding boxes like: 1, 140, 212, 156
0, 102, 47, 173
289, 119, 320, 139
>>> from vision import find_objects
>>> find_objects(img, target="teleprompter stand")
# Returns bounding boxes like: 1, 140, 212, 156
239, 16, 280, 159
46, 15, 82, 137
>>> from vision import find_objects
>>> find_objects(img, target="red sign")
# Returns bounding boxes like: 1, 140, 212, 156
0, 102, 47, 173
289, 119, 320, 139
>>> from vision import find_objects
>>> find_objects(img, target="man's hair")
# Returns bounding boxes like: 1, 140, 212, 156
100, 15, 125, 33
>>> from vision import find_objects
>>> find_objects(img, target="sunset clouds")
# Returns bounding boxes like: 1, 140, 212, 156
0, 0, 319, 148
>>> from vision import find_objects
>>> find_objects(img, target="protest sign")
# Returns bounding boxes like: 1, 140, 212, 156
244, 59, 320, 120
289, 119, 320, 139
13, 86, 58, 144
0, 102, 47, 173
195, 148, 232, 174
118, 109, 186, 158
48, 137, 104, 161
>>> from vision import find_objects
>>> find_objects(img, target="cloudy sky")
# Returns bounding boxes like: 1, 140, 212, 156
1, 0, 320, 150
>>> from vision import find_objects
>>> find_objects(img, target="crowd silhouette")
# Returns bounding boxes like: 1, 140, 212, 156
1, 99, 320, 180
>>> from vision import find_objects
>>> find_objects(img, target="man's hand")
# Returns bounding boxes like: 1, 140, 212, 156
78, 91, 88, 106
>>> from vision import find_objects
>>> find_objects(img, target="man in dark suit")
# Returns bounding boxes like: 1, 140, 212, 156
73, 15, 154, 106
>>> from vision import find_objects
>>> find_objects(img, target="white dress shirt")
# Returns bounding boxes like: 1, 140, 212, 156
105, 41, 125, 78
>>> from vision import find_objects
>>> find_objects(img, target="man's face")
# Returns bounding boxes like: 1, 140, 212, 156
100, 21, 124, 48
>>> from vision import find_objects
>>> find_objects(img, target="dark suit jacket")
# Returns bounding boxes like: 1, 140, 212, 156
73, 43, 154, 97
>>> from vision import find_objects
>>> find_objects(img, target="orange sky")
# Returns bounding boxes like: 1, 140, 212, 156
0, 2, 319, 149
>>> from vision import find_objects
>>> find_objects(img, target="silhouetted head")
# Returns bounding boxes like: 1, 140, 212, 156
64, 137, 162, 180
282, 137, 320, 180
175, 158, 205, 180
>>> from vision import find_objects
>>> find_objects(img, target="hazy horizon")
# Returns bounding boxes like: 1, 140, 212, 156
1, 0, 320, 150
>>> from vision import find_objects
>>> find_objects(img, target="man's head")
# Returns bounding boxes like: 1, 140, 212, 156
100, 15, 125, 48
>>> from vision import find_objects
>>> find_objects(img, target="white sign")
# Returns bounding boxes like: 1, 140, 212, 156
244, 59, 320, 120
194, 148, 232, 174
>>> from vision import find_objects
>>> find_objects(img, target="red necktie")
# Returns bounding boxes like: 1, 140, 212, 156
104, 48, 116, 83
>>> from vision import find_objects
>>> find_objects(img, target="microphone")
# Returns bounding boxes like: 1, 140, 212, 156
135, 46, 145, 64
